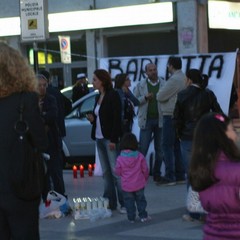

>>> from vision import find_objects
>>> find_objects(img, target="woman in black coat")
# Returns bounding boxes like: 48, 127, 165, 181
87, 69, 125, 212
173, 68, 223, 221
0, 43, 48, 239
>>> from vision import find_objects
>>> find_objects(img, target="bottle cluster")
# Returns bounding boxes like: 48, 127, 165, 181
72, 197, 111, 221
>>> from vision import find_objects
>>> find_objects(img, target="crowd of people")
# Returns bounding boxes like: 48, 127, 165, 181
0, 42, 240, 239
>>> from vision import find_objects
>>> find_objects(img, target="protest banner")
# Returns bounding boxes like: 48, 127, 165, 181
100, 52, 238, 114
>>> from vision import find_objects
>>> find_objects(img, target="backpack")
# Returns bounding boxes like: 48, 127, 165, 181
123, 95, 135, 123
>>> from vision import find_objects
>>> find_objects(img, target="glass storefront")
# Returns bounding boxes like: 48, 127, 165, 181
24, 34, 87, 89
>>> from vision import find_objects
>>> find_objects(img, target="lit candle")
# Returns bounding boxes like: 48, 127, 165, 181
73, 165, 77, 178
88, 164, 93, 176
80, 164, 84, 178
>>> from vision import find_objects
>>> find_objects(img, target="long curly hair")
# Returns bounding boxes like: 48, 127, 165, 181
0, 42, 37, 98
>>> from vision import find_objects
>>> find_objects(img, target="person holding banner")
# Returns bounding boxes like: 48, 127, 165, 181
156, 57, 186, 186
133, 63, 165, 183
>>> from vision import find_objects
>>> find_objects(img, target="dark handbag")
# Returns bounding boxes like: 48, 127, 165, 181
9, 94, 45, 201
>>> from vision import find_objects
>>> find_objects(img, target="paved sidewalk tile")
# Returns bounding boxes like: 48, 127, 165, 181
40, 170, 203, 240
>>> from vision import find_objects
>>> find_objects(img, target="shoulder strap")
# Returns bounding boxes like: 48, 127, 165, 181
19, 93, 24, 121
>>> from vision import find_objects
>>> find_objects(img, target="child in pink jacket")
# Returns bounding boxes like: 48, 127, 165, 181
115, 133, 150, 223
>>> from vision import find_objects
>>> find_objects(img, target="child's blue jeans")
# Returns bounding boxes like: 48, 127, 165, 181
123, 188, 148, 221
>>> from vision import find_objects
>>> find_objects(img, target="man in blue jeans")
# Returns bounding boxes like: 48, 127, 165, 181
156, 57, 186, 185
134, 63, 165, 182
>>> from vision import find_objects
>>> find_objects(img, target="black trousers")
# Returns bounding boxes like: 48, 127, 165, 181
42, 148, 65, 201
0, 192, 40, 240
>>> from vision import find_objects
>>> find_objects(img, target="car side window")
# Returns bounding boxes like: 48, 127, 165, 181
65, 92, 97, 119
78, 96, 95, 118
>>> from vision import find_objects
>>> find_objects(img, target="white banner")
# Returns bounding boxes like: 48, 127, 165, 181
100, 52, 238, 114
58, 36, 71, 64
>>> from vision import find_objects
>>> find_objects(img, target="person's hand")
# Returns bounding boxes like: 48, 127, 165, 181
86, 113, 94, 123
108, 142, 116, 151
145, 92, 153, 101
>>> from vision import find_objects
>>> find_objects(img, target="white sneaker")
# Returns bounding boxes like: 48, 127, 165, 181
119, 207, 127, 214
140, 216, 151, 222
182, 214, 194, 222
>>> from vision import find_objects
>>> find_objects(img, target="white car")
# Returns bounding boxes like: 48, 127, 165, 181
61, 84, 94, 101
62, 91, 98, 163
62, 90, 155, 173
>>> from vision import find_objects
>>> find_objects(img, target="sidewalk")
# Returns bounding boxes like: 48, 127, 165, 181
40, 170, 203, 240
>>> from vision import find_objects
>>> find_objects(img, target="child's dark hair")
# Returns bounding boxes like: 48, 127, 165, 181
119, 133, 138, 151
189, 112, 240, 192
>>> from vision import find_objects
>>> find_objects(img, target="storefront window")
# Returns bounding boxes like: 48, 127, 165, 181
46, 41, 61, 63
71, 38, 87, 62
26, 35, 87, 65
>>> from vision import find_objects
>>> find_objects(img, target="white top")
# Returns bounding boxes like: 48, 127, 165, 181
94, 104, 104, 139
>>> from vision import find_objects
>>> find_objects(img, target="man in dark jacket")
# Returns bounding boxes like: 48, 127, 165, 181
37, 74, 66, 200
38, 70, 68, 137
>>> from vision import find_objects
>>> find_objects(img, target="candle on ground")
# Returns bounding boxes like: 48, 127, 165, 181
73, 165, 77, 178
88, 164, 93, 176
80, 164, 84, 178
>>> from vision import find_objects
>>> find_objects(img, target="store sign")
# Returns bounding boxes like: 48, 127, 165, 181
20, 0, 49, 42
2, 2, 172, 37
58, 36, 71, 64
100, 51, 238, 114
49, 2, 173, 32
208, 0, 240, 29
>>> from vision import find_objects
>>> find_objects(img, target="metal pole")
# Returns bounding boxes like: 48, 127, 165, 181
33, 41, 39, 73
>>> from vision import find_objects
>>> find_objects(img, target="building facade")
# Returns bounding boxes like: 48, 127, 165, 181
0, 0, 239, 88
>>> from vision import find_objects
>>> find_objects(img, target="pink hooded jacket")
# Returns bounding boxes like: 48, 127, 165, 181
115, 150, 149, 192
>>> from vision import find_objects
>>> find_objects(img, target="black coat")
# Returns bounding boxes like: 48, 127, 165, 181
47, 85, 66, 137
0, 92, 48, 193
40, 93, 62, 152
173, 85, 223, 140
72, 83, 89, 103
91, 89, 122, 143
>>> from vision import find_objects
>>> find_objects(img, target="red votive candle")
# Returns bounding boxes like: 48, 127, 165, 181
73, 165, 77, 179
88, 164, 93, 176
80, 164, 84, 178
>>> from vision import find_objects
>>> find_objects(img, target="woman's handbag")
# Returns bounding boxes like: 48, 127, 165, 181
9, 93, 45, 201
